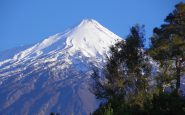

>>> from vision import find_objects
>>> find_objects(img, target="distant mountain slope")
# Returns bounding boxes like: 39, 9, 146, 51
0, 19, 121, 115
0, 45, 31, 61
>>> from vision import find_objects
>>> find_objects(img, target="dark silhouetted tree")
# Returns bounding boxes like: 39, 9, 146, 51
149, 2, 185, 95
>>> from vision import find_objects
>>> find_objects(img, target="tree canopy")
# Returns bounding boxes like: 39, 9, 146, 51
93, 2, 185, 115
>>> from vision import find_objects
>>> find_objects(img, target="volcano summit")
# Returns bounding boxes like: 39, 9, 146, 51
0, 19, 121, 115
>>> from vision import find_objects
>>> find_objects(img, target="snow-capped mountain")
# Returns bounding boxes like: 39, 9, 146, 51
0, 19, 121, 115
0, 45, 31, 62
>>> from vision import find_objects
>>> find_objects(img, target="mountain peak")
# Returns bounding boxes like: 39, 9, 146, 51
77, 19, 102, 29
0, 19, 122, 115
81, 19, 96, 23
9, 19, 121, 61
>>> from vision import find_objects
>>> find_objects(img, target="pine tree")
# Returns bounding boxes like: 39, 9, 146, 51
91, 40, 126, 101
92, 25, 152, 114
149, 2, 185, 95
123, 25, 152, 108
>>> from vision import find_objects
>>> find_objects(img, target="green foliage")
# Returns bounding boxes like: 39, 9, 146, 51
149, 92, 185, 115
146, 92, 185, 115
93, 2, 185, 115
149, 2, 185, 94
94, 103, 114, 115
92, 24, 153, 114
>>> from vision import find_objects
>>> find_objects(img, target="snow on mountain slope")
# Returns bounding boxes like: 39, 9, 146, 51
0, 19, 121, 115
11, 19, 119, 61
0, 45, 31, 62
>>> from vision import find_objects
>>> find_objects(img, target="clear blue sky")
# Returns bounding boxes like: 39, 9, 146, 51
0, 0, 183, 51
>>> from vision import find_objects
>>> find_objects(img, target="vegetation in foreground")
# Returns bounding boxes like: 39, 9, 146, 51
92, 2, 185, 115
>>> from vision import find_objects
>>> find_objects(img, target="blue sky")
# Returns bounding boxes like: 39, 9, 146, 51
0, 0, 183, 51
